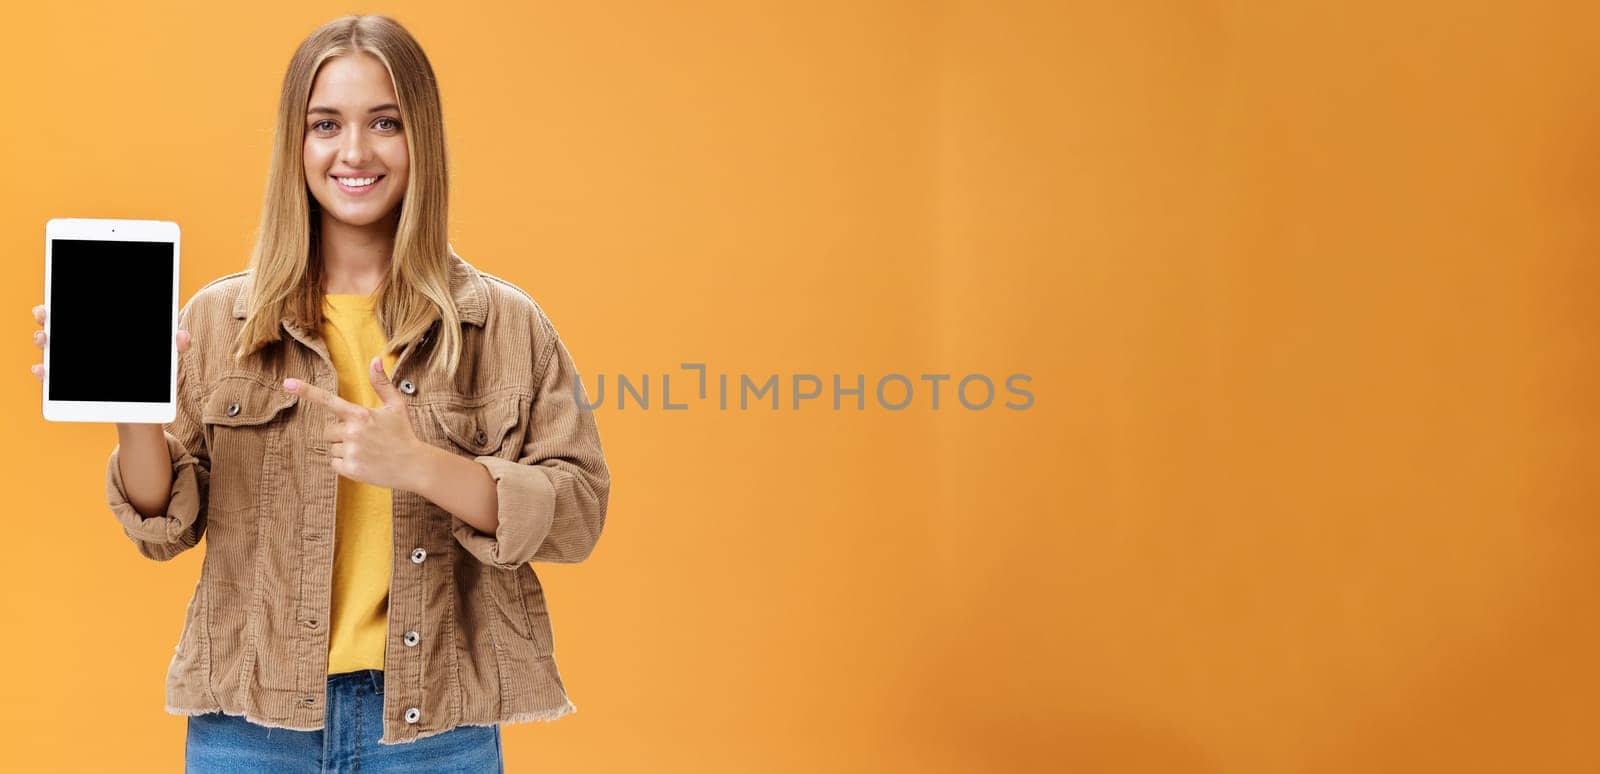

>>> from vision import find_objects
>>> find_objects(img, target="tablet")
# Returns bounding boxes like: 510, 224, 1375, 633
42, 218, 180, 423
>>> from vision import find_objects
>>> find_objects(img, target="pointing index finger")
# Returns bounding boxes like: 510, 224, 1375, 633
284, 377, 366, 421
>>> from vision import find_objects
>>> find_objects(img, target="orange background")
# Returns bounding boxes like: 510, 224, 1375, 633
2, 2, 1597, 772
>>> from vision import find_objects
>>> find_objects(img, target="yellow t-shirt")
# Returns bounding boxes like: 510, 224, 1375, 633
321, 293, 398, 675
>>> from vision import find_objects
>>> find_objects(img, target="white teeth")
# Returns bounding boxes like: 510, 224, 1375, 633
337, 176, 378, 186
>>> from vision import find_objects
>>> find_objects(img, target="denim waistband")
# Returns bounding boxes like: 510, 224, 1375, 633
328, 669, 384, 695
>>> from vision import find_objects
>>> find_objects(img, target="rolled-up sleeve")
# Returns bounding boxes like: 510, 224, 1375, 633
452, 335, 611, 568
107, 431, 209, 561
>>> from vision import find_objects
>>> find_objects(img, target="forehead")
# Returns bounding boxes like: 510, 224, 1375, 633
307, 52, 397, 107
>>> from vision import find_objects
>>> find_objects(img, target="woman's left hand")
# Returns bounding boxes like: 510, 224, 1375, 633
285, 357, 428, 491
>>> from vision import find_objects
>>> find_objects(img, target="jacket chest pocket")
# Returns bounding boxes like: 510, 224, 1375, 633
428, 393, 530, 460
201, 375, 300, 514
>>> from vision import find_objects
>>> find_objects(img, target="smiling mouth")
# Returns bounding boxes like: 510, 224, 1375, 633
333, 175, 385, 193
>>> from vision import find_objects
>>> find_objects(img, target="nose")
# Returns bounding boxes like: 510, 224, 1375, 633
338, 128, 372, 167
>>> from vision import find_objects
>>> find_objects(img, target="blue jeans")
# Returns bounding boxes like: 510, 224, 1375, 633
185, 670, 503, 773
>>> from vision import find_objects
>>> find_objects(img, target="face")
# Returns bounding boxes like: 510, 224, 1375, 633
302, 52, 409, 230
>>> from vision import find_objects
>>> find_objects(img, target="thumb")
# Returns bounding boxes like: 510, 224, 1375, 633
369, 356, 405, 407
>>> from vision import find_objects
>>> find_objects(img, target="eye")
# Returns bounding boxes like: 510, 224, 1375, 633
374, 117, 401, 132
311, 119, 337, 133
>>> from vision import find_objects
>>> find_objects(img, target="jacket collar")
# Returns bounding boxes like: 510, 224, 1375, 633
231, 248, 488, 331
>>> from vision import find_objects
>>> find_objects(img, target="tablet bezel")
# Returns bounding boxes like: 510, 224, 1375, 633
42, 218, 181, 424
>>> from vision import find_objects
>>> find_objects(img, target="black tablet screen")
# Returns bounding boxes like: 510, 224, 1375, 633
48, 238, 174, 403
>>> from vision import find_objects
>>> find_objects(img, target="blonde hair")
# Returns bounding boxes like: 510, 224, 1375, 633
233, 14, 461, 376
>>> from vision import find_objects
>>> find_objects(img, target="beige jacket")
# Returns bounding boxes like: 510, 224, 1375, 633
104, 251, 610, 745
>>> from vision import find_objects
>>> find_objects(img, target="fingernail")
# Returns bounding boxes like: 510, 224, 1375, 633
284, 378, 298, 390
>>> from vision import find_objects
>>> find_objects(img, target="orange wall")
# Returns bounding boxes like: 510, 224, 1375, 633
2, 2, 1596, 772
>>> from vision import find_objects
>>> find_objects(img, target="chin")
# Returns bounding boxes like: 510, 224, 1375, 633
330, 210, 388, 227
316, 200, 398, 228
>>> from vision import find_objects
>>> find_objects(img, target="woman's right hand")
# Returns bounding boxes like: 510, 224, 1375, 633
29, 303, 191, 426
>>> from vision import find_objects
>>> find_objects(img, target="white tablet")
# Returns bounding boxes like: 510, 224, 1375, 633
42, 218, 181, 423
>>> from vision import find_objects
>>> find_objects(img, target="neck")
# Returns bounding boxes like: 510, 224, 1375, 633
319, 209, 398, 295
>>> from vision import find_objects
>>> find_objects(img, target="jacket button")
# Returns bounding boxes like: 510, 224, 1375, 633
226, 402, 240, 417
398, 379, 416, 395
404, 707, 421, 724
304, 619, 319, 629
474, 429, 488, 445
410, 548, 427, 564
404, 630, 420, 647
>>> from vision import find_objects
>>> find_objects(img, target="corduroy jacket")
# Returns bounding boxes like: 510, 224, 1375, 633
103, 250, 610, 745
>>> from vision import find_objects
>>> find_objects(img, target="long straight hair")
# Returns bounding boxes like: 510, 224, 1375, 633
233, 14, 461, 376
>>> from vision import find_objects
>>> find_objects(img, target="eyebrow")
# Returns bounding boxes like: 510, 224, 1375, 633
307, 103, 400, 116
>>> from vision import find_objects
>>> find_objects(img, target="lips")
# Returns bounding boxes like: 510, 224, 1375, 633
332, 174, 385, 195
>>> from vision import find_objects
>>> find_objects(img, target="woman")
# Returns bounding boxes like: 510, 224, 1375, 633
28, 15, 610, 773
